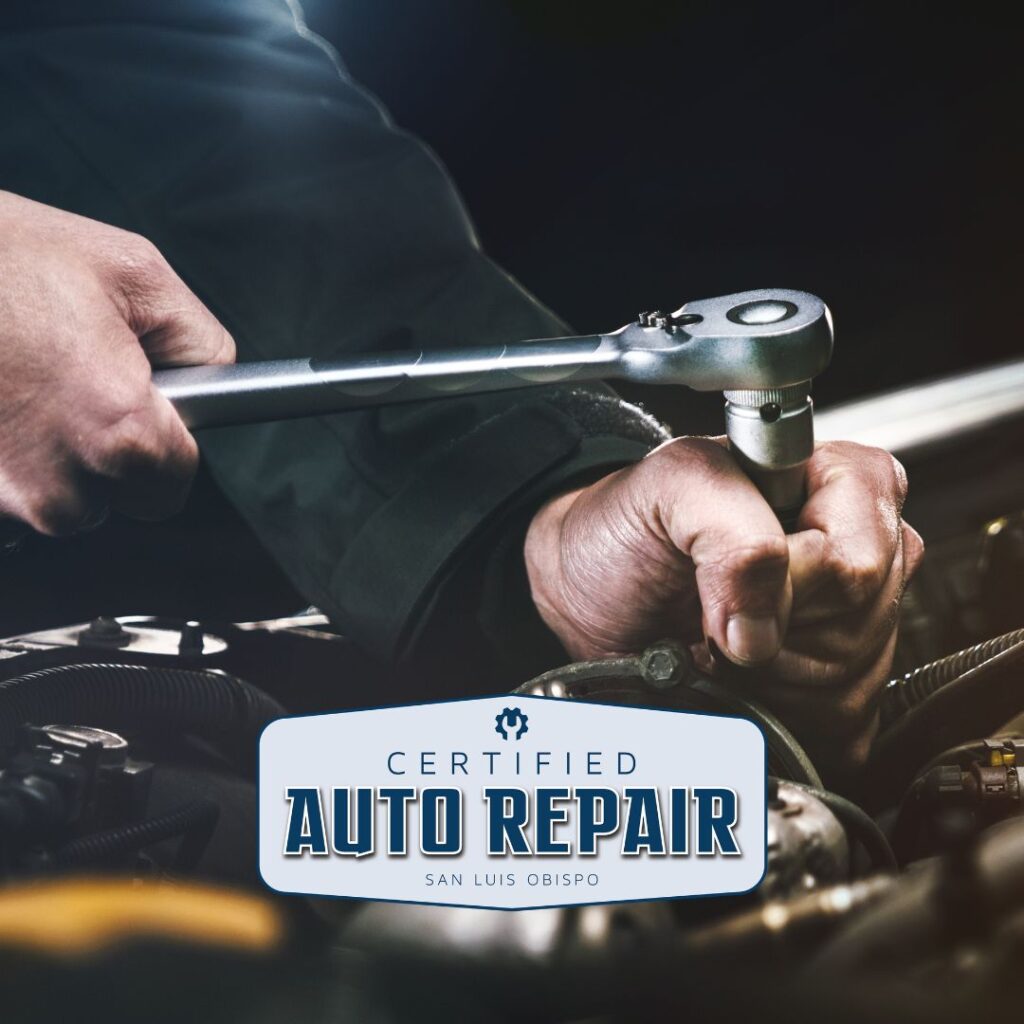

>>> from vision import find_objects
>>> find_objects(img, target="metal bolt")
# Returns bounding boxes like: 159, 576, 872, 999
641, 643, 688, 689
79, 616, 130, 648
178, 621, 205, 657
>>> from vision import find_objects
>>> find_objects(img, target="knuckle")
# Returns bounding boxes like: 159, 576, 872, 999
107, 411, 164, 470
105, 233, 177, 316
210, 327, 236, 365
117, 232, 168, 277
871, 446, 909, 503
26, 491, 87, 538
814, 440, 907, 499
824, 540, 887, 607
702, 534, 789, 597
903, 521, 925, 570
831, 684, 871, 731
863, 446, 909, 510
95, 400, 193, 479
887, 452, 909, 502
655, 436, 729, 476
812, 438, 867, 472
780, 650, 851, 687
724, 533, 790, 574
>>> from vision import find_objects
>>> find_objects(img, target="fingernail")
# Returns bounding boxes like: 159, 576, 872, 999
725, 614, 781, 665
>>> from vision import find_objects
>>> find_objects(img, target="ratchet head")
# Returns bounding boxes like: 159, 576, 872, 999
615, 289, 834, 523
618, 288, 832, 391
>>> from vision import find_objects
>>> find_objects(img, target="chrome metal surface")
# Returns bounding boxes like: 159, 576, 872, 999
725, 381, 814, 515
154, 288, 832, 516
9, 617, 228, 658
154, 288, 832, 429
815, 358, 1024, 457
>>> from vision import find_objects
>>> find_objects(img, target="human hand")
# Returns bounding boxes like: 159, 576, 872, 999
524, 437, 923, 778
0, 192, 234, 535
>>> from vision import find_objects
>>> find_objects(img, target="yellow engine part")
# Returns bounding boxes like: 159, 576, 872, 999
0, 877, 284, 957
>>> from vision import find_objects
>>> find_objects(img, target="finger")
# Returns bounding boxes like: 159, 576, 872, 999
648, 437, 791, 666
903, 521, 925, 579
108, 234, 235, 367
785, 442, 907, 620
788, 510, 908, 635
0, 452, 108, 537
106, 388, 199, 520
739, 631, 898, 781
779, 551, 906, 678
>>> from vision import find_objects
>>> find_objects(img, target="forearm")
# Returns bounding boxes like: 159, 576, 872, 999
0, 1, 667, 678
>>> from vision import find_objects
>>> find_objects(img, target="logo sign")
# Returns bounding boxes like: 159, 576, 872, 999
259, 696, 766, 909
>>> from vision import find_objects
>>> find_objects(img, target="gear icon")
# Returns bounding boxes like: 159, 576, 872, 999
495, 707, 529, 741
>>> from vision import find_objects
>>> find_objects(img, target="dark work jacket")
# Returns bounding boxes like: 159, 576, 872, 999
0, 2, 667, 693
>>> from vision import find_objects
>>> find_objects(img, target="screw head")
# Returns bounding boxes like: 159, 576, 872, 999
641, 643, 688, 688
178, 621, 205, 656
79, 616, 130, 648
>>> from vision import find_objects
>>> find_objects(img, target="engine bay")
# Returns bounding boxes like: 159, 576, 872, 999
3, 390, 1024, 1022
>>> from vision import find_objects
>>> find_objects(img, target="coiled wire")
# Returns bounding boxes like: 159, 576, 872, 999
56, 798, 219, 872
880, 627, 1024, 728
0, 662, 284, 769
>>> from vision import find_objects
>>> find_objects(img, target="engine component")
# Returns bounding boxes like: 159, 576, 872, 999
516, 639, 822, 786
865, 627, 1024, 805
684, 876, 894, 961
0, 662, 284, 771
3, 616, 229, 660
763, 781, 850, 896
55, 797, 219, 872
979, 513, 1024, 634
0, 723, 151, 872
809, 815, 1024, 991
890, 738, 1024, 861
776, 781, 895, 875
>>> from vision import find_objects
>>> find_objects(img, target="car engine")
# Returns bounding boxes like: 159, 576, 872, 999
2, 360, 1024, 1023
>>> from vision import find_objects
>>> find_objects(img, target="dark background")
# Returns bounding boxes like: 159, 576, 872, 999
1, 1, 1021, 634
307, 0, 1022, 432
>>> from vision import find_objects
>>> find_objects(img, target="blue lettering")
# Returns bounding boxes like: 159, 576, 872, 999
622, 788, 665, 855
284, 787, 327, 855
670, 787, 688, 854
378, 787, 415, 854
485, 788, 531, 855
694, 788, 739, 855
535, 787, 571, 854
332, 787, 374, 857
421, 788, 462, 854
576, 787, 619, 854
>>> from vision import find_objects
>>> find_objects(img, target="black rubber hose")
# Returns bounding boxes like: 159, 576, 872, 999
782, 780, 897, 874
0, 663, 285, 768
862, 633, 1024, 809
691, 679, 823, 788
880, 627, 1024, 728
56, 798, 219, 871
811, 817, 1024, 978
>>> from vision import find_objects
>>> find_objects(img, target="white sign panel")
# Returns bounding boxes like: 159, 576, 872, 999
259, 696, 766, 909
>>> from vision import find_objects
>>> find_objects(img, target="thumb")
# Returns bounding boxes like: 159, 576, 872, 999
653, 438, 791, 665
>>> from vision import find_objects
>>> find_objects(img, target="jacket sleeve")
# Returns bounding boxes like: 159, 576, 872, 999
0, 1, 669, 689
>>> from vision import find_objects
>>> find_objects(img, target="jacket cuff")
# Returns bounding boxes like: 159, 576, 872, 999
328, 392, 666, 671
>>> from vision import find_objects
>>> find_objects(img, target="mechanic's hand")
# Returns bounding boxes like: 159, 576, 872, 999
524, 437, 924, 779
0, 191, 234, 535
